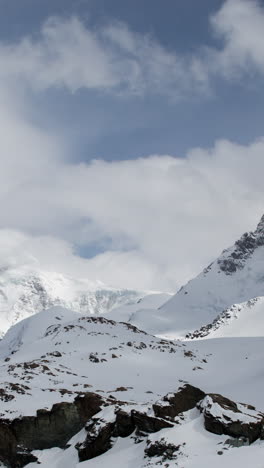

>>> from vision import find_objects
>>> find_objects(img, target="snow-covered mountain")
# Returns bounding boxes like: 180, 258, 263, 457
126, 214, 264, 338
0, 306, 264, 467
1, 216, 264, 466
0, 265, 151, 336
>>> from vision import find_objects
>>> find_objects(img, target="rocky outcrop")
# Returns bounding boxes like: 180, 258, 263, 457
218, 215, 264, 275
76, 406, 173, 462
145, 438, 180, 459
77, 414, 116, 462
131, 410, 173, 434
198, 394, 264, 443
185, 298, 259, 340
2, 385, 264, 467
0, 392, 103, 467
153, 384, 205, 420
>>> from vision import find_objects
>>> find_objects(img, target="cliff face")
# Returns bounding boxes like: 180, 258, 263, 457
0, 392, 103, 467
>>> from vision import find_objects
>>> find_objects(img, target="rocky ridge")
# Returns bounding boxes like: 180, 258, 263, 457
1, 384, 263, 467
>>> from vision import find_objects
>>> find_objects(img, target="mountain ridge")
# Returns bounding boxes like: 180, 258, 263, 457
122, 213, 264, 338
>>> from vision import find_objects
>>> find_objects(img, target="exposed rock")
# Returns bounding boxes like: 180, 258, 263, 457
145, 438, 180, 459
76, 406, 173, 463
217, 215, 264, 275
225, 436, 250, 448
199, 394, 264, 443
113, 409, 134, 438
153, 384, 205, 420
77, 417, 115, 462
131, 410, 173, 434
186, 298, 259, 340
0, 392, 103, 467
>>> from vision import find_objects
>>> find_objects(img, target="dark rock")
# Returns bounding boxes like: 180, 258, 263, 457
0, 392, 103, 467
89, 353, 100, 363
225, 437, 250, 447
77, 418, 115, 462
217, 215, 264, 275
114, 410, 135, 438
153, 384, 205, 420
76, 406, 174, 463
199, 394, 264, 443
132, 410, 173, 434
145, 438, 180, 459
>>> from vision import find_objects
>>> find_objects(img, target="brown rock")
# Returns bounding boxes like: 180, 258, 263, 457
153, 384, 205, 420
199, 394, 264, 444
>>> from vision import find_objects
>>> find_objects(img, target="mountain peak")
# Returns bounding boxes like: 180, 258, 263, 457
217, 213, 264, 275
255, 213, 264, 239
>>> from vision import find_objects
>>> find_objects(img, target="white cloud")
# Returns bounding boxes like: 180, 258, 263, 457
0, 1, 263, 292
209, 0, 264, 78
0, 1, 263, 98
0, 16, 209, 97
0, 138, 263, 291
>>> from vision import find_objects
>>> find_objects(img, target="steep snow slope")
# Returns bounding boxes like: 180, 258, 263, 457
186, 296, 264, 340
0, 266, 149, 335
128, 214, 264, 338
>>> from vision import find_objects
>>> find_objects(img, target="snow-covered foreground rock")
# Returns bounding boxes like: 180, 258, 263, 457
0, 307, 264, 466
126, 214, 264, 338
0, 265, 160, 336
27, 408, 264, 468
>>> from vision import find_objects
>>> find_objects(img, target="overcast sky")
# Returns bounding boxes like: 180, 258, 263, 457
0, 0, 263, 291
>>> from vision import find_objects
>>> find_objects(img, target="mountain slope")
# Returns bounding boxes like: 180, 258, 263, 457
0, 266, 150, 336
0, 307, 264, 467
127, 214, 264, 338
186, 296, 264, 340
0, 306, 206, 419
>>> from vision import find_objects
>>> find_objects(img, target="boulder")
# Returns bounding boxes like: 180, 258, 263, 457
114, 410, 134, 438
199, 394, 264, 443
153, 384, 205, 420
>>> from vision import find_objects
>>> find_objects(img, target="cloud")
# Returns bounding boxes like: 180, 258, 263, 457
0, 16, 209, 97
0, 1, 263, 292
0, 138, 263, 291
0, 1, 263, 98
209, 0, 264, 78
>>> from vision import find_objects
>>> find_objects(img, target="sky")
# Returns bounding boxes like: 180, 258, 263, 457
0, 0, 263, 291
